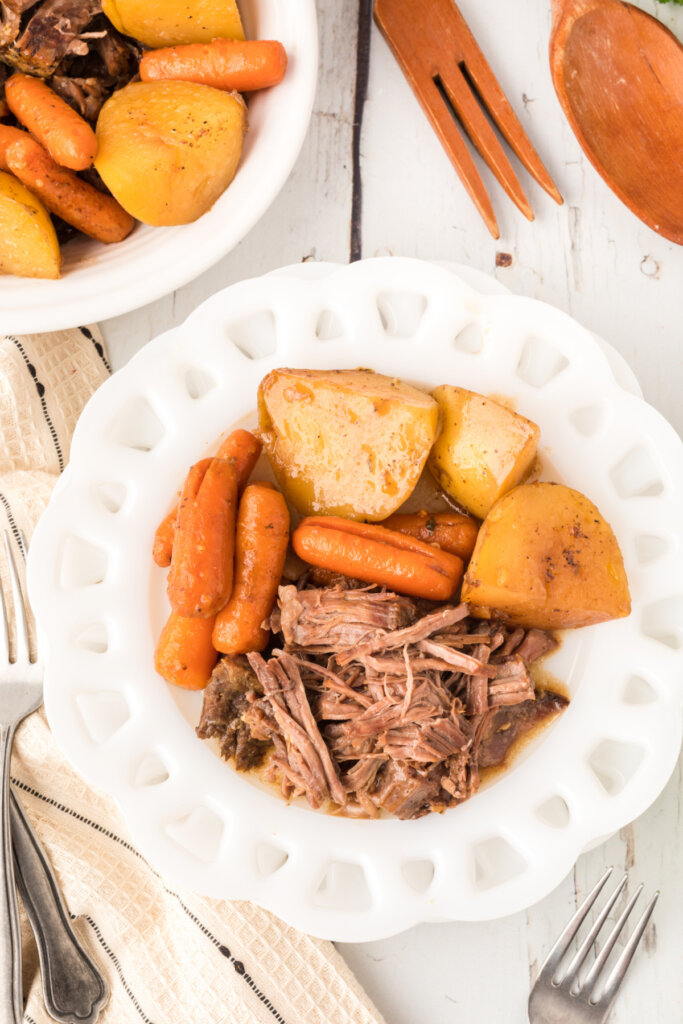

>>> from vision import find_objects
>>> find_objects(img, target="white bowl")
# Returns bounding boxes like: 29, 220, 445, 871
28, 259, 683, 941
0, 0, 318, 335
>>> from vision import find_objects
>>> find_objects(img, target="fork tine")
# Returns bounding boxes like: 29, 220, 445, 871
436, 64, 534, 222
594, 891, 659, 1013
560, 873, 628, 989
580, 883, 644, 995
536, 867, 614, 979
423, 76, 500, 238
435, 1, 562, 205
461, 53, 563, 206
0, 556, 9, 662
3, 531, 30, 665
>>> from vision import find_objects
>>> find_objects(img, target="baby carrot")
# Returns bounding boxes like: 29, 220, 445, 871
153, 459, 211, 568
155, 611, 217, 690
0, 125, 29, 170
5, 133, 134, 243
213, 483, 290, 654
140, 39, 287, 92
153, 511, 177, 568
152, 430, 262, 568
381, 511, 479, 562
5, 72, 98, 171
215, 428, 263, 481
292, 516, 464, 601
167, 457, 239, 617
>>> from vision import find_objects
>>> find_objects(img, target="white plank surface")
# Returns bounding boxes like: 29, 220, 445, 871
101, 1, 683, 1021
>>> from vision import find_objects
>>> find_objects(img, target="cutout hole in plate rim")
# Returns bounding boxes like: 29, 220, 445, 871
314, 861, 372, 912
255, 842, 289, 876
75, 689, 130, 744
516, 336, 570, 389
134, 751, 171, 787
376, 290, 427, 338
59, 536, 108, 590
315, 308, 345, 342
95, 480, 127, 514
105, 395, 166, 453
165, 806, 225, 864
453, 320, 484, 354
609, 443, 666, 499
184, 366, 218, 400
228, 310, 277, 361
588, 739, 646, 796
472, 836, 528, 891
401, 859, 436, 893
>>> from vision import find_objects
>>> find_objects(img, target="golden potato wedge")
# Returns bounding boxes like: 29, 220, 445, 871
461, 482, 631, 630
102, 0, 244, 47
258, 368, 440, 520
428, 387, 540, 519
0, 170, 60, 279
95, 82, 246, 226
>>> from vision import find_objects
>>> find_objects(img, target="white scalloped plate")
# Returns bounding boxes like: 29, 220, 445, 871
0, 0, 318, 334
28, 258, 683, 942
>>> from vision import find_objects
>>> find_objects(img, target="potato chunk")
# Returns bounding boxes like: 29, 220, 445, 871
258, 368, 439, 520
102, 0, 244, 47
461, 482, 631, 629
95, 82, 246, 226
0, 170, 60, 279
428, 387, 540, 519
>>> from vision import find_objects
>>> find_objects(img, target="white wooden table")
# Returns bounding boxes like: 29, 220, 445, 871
102, 2, 683, 1021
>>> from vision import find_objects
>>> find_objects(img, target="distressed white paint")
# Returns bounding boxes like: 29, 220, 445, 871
101, 1, 683, 1021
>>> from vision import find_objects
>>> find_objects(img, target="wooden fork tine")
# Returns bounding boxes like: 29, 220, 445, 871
420, 75, 500, 238
447, 6, 563, 205
375, 0, 500, 238
436, 62, 534, 222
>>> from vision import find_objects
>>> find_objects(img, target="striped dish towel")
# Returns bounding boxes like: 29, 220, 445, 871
1, 327, 385, 1024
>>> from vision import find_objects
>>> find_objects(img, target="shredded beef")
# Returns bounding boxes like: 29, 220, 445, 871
198, 581, 567, 819
196, 656, 270, 772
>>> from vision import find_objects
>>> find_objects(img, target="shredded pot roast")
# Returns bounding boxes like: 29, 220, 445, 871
197, 575, 567, 820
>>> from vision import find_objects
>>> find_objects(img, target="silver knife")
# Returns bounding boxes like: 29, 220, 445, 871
10, 789, 108, 1024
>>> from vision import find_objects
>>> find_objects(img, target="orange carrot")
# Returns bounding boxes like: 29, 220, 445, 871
381, 511, 479, 562
0, 125, 29, 170
153, 459, 211, 568
213, 483, 290, 654
153, 511, 177, 568
155, 611, 217, 690
140, 39, 287, 92
5, 72, 98, 171
214, 428, 263, 482
167, 457, 239, 617
292, 516, 464, 601
5, 132, 134, 243
152, 430, 262, 568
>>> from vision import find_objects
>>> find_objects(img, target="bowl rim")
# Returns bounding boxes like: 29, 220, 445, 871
0, 0, 319, 334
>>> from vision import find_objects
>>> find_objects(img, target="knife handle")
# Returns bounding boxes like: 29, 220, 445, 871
10, 788, 108, 1024
0, 724, 23, 1024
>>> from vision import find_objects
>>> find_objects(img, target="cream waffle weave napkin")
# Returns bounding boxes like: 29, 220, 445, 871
0, 327, 386, 1024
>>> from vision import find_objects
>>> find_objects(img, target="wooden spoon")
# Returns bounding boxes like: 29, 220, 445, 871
550, 0, 683, 244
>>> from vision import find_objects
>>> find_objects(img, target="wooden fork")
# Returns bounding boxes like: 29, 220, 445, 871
374, 0, 563, 238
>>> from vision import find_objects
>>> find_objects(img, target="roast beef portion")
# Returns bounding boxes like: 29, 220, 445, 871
197, 580, 568, 820
0, 3, 140, 121
196, 656, 270, 772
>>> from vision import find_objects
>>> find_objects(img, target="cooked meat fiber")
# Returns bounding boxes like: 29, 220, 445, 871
196, 656, 270, 772
197, 582, 567, 820
1, 3, 140, 121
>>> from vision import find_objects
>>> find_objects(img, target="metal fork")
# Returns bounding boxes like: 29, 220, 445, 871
1, 531, 108, 1024
528, 867, 659, 1023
